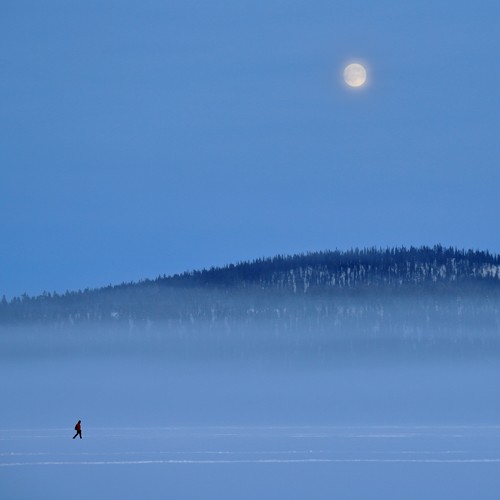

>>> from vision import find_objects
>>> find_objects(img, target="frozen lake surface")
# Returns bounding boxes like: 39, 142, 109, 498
1, 353, 500, 498
2, 425, 500, 499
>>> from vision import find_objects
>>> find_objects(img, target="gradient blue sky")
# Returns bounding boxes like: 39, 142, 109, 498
1, 0, 499, 298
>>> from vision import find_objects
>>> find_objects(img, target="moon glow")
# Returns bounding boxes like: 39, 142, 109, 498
343, 63, 367, 88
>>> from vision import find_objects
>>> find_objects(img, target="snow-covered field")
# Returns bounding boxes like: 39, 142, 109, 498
1, 348, 500, 499
2, 424, 500, 499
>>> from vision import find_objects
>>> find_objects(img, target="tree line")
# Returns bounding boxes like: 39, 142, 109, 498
1, 245, 499, 328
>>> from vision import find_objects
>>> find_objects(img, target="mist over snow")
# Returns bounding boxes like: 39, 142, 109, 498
2, 247, 500, 499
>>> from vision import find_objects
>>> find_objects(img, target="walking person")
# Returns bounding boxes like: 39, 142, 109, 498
73, 420, 82, 439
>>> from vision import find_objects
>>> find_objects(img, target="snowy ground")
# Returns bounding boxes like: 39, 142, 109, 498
2, 425, 500, 499
0, 426, 500, 499
1, 348, 500, 499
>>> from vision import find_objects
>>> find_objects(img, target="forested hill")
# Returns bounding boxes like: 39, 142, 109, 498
2, 246, 500, 327
160, 246, 500, 290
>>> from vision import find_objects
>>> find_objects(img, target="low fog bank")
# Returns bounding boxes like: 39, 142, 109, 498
2, 325, 499, 430
1, 353, 499, 429
2, 288, 499, 429
1, 317, 499, 364
2, 285, 499, 362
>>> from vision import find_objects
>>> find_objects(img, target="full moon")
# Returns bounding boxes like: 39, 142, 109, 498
343, 63, 367, 88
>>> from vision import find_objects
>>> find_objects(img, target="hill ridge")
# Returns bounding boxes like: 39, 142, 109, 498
2, 245, 500, 329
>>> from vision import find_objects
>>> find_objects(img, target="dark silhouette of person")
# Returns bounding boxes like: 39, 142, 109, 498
72, 420, 82, 439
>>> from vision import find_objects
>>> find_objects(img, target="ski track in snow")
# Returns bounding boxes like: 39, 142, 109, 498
3, 458, 500, 467
1, 426, 500, 467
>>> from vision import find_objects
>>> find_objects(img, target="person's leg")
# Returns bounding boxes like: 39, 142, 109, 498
72, 432, 77, 439
79, 430, 82, 439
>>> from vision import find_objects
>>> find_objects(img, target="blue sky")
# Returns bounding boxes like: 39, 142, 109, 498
1, 0, 499, 297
